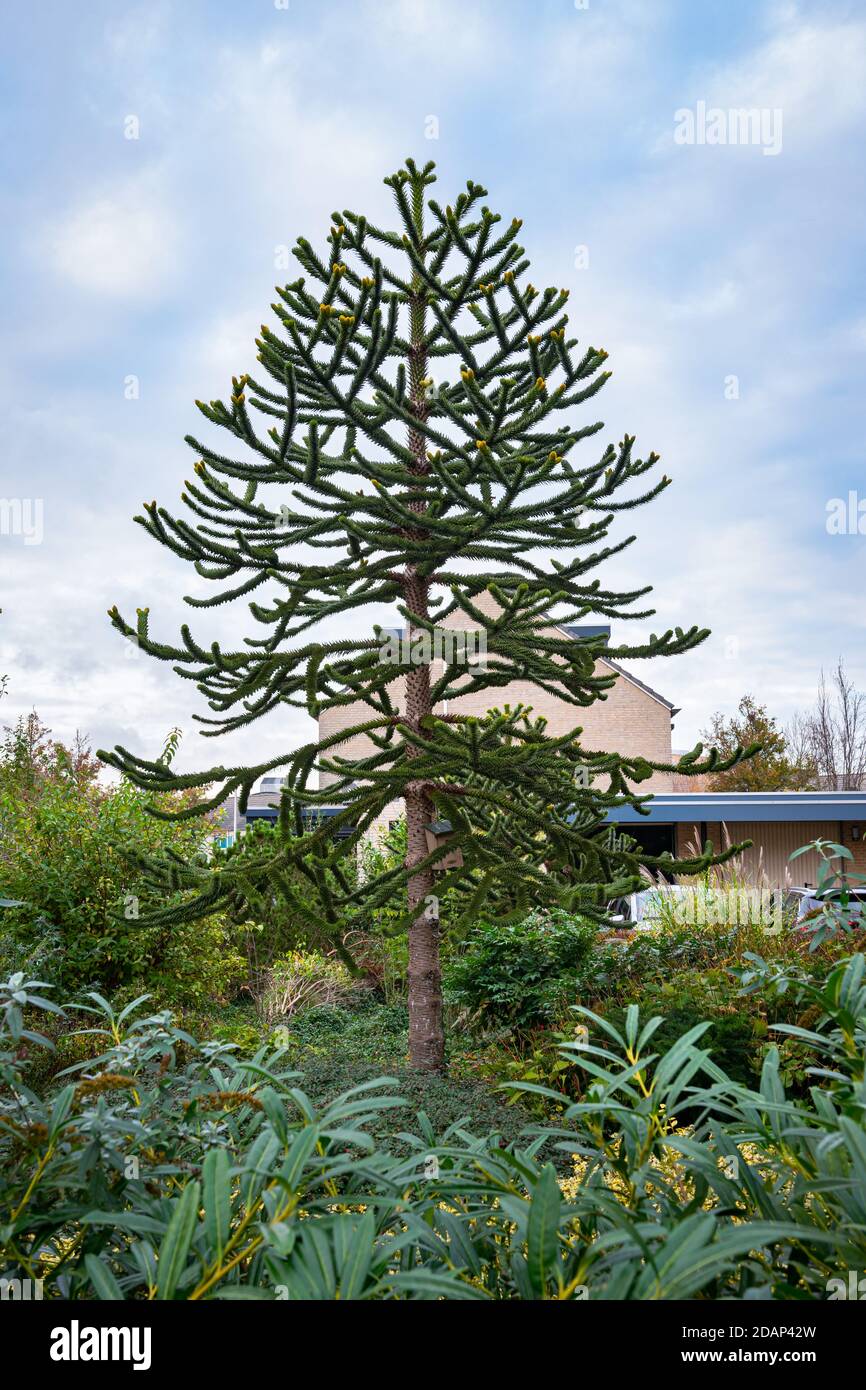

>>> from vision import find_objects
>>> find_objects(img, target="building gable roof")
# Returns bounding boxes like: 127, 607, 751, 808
354, 620, 678, 716
560, 625, 678, 714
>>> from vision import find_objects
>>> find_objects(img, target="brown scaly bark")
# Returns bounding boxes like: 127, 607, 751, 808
403, 176, 444, 1071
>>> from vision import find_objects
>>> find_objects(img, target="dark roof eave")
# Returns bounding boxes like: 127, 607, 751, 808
242, 790, 866, 830
606, 791, 866, 824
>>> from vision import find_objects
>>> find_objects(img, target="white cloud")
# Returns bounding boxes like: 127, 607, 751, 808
104, 2, 170, 59
45, 172, 183, 301
359, 0, 491, 64
654, 8, 866, 157
666, 279, 742, 320
718, 15, 866, 143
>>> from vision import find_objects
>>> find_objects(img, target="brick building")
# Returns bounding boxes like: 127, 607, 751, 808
238, 597, 866, 887
317, 593, 679, 842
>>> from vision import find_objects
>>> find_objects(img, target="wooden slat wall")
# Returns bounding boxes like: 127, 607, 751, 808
675, 820, 836, 888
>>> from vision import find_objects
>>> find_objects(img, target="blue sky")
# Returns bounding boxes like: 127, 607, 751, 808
1, 0, 864, 773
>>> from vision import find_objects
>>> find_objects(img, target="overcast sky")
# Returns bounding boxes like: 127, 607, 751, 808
1, 0, 864, 778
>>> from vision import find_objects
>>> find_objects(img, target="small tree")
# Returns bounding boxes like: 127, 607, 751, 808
0, 711, 100, 797
100, 159, 748, 1069
794, 660, 866, 790
702, 695, 814, 792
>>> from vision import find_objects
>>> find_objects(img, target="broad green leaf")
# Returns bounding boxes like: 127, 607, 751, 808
338, 1210, 378, 1299
85, 1211, 165, 1236
84, 1253, 125, 1301
203, 1148, 232, 1262
526, 1164, 561, 1296
157, 1180, 201, 1300
48, 1084, 76, 1140
276, 1124, 319, 1195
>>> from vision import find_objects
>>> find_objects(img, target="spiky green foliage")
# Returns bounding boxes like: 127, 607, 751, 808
100, 157, 750, 946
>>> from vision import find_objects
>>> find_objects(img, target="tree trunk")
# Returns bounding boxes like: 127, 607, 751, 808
404, 701, 443, 1070
403, 174, 445, 1071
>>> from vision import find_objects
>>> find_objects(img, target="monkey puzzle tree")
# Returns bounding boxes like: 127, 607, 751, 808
100, 158, 749, 1070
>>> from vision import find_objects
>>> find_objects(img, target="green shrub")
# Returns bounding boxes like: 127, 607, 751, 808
176, 1002, 263, 1057
582, 921, 803, 1004
444, 908, 597, 1029
602, 981, 761, 1091
4, 957, 866, 1300
0, 719, 245, 1004
577, 923, 848, 1098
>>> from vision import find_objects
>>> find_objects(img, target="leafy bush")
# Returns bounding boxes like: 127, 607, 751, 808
4, 956, 866, 1300
574, 920, 851, 1099
0, 717, 244, 1004
601, 978, 761, 1091
584, 920, 806, 1001
456, 1030, 579, 1119
444, 909, 597, 1029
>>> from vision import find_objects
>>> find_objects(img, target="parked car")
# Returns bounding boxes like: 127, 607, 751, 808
607, 885, 693, 928
785, 885, 866, 929
606, 883, 826, 933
